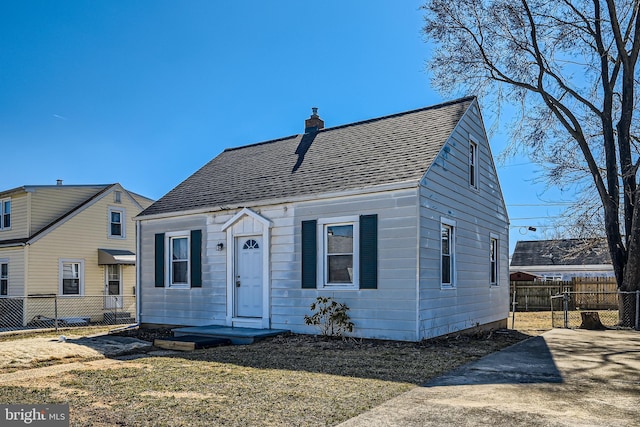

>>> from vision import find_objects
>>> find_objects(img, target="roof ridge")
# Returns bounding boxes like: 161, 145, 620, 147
27, 184, 117, 242
221, 96, 476, 154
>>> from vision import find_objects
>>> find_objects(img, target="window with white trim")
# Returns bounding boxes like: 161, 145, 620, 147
60, 260, 84, 296
469, 138, 478, 189
441, 218, 455, 288
0, 198, 10, 230
168, 232, 190, 288
318, 216, 359, 289
0, 261, 7, 296
490, 236, 498, 286
108, 207, 126, 238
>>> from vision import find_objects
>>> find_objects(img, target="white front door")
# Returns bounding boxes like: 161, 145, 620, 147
235, 236, 263, 318
105, 265, 123, 309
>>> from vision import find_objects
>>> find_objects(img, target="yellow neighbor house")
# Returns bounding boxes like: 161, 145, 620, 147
0, 182, 153, 327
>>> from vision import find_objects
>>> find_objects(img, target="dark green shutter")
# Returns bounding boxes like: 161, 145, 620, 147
190, 229, 202, 287
301, 220, 317, 288
359, 214, 378, 289
154, 233, 165, 287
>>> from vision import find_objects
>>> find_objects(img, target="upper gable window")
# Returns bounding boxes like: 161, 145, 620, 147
469, 138, 478, 189
0, 198, 10, 230
114, 191, 122, 203
108, 207, 126, 239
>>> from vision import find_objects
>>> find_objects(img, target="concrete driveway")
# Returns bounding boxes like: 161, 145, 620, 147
339, 329, 640, 427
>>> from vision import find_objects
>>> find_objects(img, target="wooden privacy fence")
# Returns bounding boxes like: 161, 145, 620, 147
510, 278, 617, 311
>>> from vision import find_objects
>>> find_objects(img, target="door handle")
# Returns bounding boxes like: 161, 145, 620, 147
236, 280, 241, 287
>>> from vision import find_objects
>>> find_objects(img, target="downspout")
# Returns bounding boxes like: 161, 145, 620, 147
135, 220, 141, 327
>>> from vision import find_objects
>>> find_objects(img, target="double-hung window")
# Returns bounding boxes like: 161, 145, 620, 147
108, 207, 125, 238
469, 138, 478, 189
319, 217, 359, 288
170, 234, 190, 286
301, 215, 377, 290
154, 230, 202, 289
490, 235, 498, 286
0, 198, 10, 230
441, 218, 455, 288
60, 260, 84, 296
0, 261, 7, 295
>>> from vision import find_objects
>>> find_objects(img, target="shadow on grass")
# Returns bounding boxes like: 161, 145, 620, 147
112, 330, 534, 385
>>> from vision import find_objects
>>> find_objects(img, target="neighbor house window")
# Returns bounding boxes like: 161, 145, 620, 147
60, 260, 84, 296
108, 207, 125, 238
469, 138, 478, 189
490, 236, 498, 286
441, 218, 455, 288
0, 262, 7, 295
317, 216, 359, 289
0, 198, 10, 230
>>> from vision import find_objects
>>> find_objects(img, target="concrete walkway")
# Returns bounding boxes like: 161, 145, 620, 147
339, 329, 640, 427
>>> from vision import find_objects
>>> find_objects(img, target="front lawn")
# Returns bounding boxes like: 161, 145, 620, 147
0, 331, 528, 426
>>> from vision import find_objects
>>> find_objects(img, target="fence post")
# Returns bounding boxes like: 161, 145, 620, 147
54, 295, 59, 333
636, 291, 640, 331
511, 286, 517, 329
563, 292, 569, 329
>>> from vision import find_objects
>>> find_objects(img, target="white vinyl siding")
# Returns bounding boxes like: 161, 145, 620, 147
418, 100, 509, 340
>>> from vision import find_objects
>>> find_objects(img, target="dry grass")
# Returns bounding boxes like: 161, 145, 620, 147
507, 311, 554, 335
0, 330, 529, 426
0, 325, 118, 342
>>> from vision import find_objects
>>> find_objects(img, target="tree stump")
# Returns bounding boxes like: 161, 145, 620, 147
580, 311, 605, 330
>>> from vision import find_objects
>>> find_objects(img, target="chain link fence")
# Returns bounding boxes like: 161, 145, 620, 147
550, 291, 639, 330
0, 295, 136, 332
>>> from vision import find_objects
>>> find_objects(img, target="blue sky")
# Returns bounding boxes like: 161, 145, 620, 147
0, 1, 570, 255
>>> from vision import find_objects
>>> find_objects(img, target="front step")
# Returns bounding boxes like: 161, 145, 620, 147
172, 325, 289, 345
154, 335, 231, 351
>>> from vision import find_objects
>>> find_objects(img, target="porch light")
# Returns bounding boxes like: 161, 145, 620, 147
217, 242, 224, 251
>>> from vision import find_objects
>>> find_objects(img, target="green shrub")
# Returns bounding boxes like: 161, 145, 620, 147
304, 297, 354, 337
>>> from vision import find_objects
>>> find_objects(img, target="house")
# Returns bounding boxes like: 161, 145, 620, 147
135, 97, 509, 341
0, 182, 153, 326
509, 271, 542, 282
510, 238, 614, 281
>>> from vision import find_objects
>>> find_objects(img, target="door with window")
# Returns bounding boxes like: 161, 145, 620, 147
104, 265, 123, 309
235, 236, 263, 318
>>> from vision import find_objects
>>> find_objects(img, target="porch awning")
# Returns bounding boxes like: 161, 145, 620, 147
98, 249, 136, 265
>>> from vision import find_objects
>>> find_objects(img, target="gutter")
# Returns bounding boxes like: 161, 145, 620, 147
134, 180, 419, 222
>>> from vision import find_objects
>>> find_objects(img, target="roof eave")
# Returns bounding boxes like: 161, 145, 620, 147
135, 179, 419, 221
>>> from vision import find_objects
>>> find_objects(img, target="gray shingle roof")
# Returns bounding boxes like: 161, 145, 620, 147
141, 97, 475, 217
510, 238, 612, 266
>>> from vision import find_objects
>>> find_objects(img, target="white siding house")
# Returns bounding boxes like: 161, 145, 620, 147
136, 97, 509, 341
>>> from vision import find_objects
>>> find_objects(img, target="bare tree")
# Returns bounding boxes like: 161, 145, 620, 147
422, 0, 639, 326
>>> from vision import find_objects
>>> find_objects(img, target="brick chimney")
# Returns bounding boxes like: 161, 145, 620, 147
304, 107, 324, 133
